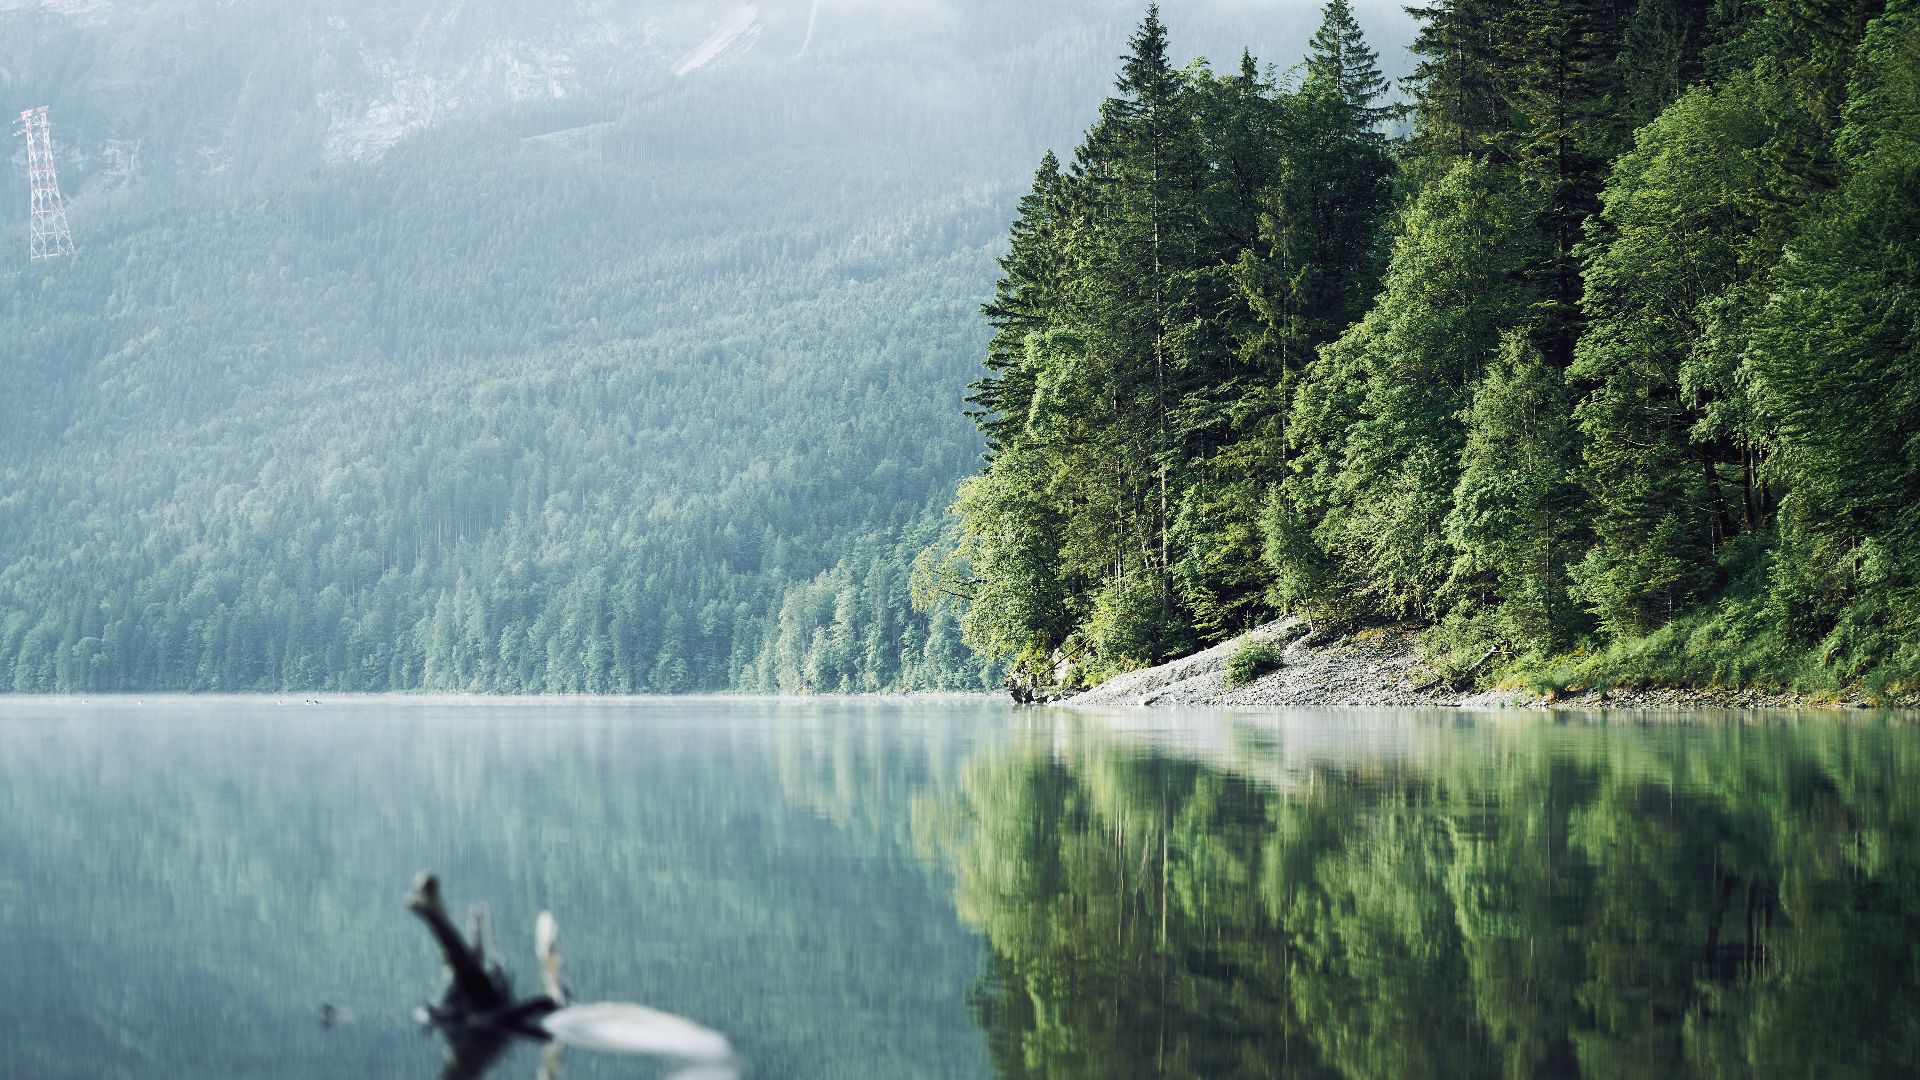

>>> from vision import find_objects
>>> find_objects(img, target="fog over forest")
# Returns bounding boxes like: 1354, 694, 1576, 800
0, 0, 1415, 694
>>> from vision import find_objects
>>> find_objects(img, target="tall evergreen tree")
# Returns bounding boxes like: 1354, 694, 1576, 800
1620, 0, 1716, 123
1503, 0, 1636, 364
1171, 27, 1396, 639
970, 153, 1066, 453
1403, 0, 1508, 171
1169, 55, 1290, 638
1044, 5, 1214, 658
1305, 0, 1395, 131
1106, 5, 1209, 595
1239, 0, 1398, 387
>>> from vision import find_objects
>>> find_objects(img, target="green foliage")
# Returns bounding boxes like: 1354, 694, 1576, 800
948, 6, 1397, 682
943, 450, 1073, 672
1169, 477, 1271, 639
1258, 489, 1348, 619
1745, 0, 1920, 683
1277, 160, 1536, 621
1223, 638, 1285, 687
1569, 68, 1824, 636
1446, 330, 1584, 653
1305, 0, 1396, 130
1084, 572, 1171, 681
740, 513, 1001, 694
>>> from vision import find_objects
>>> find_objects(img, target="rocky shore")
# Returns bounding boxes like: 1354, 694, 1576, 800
1060, 618, 1894, 711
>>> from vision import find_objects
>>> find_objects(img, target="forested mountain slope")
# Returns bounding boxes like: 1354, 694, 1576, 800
0, 0, 1412, 693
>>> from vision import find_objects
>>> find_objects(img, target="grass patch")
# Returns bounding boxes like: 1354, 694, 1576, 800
1225, 639, 1286, 688
1503, 602, 1920, 704
1423, 536, 1920, 704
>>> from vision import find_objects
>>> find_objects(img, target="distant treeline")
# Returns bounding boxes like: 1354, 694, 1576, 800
931, 0, 1920, 695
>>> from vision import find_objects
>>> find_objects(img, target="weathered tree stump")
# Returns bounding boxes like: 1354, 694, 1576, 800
408, 872, 565, 1040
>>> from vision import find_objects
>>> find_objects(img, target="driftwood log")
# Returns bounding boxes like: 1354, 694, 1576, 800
408, 871, 572, 1062
409, 872, 733, 1080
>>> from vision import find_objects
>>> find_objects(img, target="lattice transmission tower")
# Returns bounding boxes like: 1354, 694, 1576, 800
16, 106, 76, 261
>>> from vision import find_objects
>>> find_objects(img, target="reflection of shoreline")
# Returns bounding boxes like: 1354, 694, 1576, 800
928, 715, 1920, 1078
1053, 707, 1461, 793
1053, 706, 1906, 793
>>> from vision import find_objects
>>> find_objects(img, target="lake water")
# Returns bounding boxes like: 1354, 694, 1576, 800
2, 698, 1916, 1078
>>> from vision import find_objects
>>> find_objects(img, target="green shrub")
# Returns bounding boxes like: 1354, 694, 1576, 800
1225, 640, 1286, 688
1085, 574, 1175, 682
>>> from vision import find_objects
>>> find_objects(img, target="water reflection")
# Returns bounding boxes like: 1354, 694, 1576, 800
5, 700, 1918, 1077
920, 711, 1920, 1078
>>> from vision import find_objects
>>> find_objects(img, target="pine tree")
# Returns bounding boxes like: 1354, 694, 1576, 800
1305, 0, 1395, 131
1058, 5, 1212, 659
969, 153, 1065, 452
1620, 0, 1716, 123
1403, 0, 1509, 170
1239, 82, 1395, 389
1198, 52, 1285, 254
1167, 54, 1290, 639
1108, 5, 1207, 597
1472, 0, 1631, 369
943, 0, 1920, 695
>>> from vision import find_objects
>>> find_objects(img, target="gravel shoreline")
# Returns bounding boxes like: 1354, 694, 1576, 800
1060, 618, 1898, 711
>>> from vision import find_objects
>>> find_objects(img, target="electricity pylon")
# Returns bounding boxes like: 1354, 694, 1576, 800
17, 106, 76, 261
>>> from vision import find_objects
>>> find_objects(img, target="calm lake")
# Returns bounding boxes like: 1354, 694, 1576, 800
2, 698, 1916, 1078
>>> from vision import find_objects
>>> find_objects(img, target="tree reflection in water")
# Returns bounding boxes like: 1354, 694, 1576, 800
917, 714, 1920, 1078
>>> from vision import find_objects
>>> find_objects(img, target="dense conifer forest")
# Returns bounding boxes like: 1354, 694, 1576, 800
932, 0, 1920, 697
0, 131, 1002, 693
